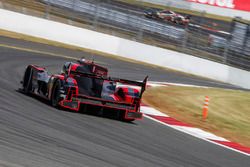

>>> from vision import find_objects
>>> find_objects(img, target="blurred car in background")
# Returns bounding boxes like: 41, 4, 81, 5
144, 9, 191, 26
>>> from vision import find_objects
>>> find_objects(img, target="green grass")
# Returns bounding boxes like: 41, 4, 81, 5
143, 86, 250, 147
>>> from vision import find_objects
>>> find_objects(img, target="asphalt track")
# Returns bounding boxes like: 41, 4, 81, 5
0, 36, 249, 167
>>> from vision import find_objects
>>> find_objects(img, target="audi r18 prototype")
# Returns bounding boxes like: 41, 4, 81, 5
20, 59, 148, 121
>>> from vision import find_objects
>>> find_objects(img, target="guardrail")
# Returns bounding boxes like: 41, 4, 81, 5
42, 0, 185, 40
1, 8, 250, 89
40, 0, 250, 71
1, 0, 250, 71
134, 0, 250, 20
133, 0, 191, 9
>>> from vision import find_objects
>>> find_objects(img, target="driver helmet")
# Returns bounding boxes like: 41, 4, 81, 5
78, 57, 86, 64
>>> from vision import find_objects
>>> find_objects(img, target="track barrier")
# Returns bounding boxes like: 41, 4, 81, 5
1, 9, 250, 89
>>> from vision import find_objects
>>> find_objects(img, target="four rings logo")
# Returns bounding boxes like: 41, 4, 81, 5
188, 0, 235, 8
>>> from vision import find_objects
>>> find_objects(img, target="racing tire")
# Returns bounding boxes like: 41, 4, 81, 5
51, 79, 62, 108
119, 111, 135, 122
123, 119, 135, 123
23, 67, 33, 94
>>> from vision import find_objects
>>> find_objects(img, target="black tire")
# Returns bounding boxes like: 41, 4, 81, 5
124, 118, 135, 122
119, 111, 135, 122
51, 80, 62, 108
23, 67, 33, 94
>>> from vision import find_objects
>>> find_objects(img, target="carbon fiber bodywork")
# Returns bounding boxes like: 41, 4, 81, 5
21, 61, 147, 121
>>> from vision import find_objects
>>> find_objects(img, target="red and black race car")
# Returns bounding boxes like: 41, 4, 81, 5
144, 9, 191, 26
20, 58, 148, 121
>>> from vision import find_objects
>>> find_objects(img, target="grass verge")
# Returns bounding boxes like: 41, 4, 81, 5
143, 86, 250, 147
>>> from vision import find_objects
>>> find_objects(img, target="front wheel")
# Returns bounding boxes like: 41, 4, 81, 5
51, 80, 62, 108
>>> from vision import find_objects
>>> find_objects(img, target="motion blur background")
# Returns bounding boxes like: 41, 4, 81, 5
1, 0, 250, 70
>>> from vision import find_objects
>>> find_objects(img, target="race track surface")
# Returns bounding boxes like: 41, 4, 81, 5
0, 36, 249, 167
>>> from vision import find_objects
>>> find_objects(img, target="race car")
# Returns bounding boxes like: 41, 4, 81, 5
144, 9, 190, 25
20, 58, 148, 121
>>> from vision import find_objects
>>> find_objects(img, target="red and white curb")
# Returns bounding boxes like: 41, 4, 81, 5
141, 82, 250, 156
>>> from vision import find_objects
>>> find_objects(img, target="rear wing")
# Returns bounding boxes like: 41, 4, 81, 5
70, 70, 148, 96
141, 76, 148, 97
109, 76, 148, 88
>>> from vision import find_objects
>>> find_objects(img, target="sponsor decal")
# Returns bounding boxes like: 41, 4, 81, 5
187, 0, 250, 12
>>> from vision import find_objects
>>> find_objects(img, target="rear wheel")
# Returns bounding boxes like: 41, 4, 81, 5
119, 111, 135, 122
124, 119, 135, 122
51, 80, 62, 108
23, 67, 33, 94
